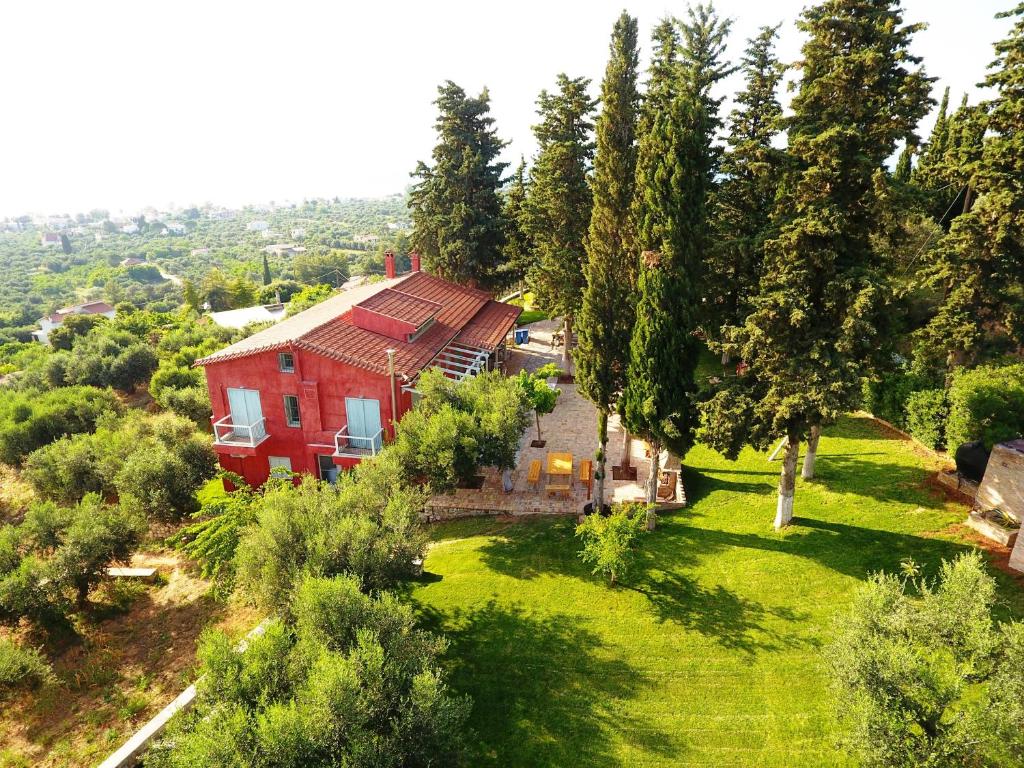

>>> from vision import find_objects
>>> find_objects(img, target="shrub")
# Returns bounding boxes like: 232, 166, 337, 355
149, 362, 203, 403
861, 368, 924, 428
828, 552, 1024, 766
0, 639, 54, 695
400, 369, 531, 488
23, 411, 216, 520
159, 386, 211, 425
49, 495, 145, 606
905, 388, 949, 450
946, 363, 1024, 450
169, 476, 259, 585
575, 502, 647, 584
148, 575, 469, 768
0, 385, 120, 465
234, 465, 426, 615
392, 405, 479, 491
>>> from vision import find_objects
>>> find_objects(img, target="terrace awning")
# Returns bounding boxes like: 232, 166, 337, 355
402, 340, 490, 394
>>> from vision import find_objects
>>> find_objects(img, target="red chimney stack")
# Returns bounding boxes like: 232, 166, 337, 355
410, 251, 421, 273
384, 249, 396, 279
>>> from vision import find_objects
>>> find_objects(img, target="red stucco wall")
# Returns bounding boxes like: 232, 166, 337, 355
204, 345, 412, 488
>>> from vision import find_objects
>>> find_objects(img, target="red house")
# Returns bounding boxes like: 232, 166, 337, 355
196, 253, 521, 488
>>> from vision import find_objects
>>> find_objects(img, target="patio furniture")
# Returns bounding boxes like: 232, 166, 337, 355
526, 459, 542, 490
579, 458, 593, 499
657, 471, 675, 502
550, 331, 564, 349
546, 451, 573, 497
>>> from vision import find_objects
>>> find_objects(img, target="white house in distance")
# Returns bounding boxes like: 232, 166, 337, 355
40, 232, 61, 247
208, 302, 287, 330
121, 223, 140, 235
32, 300, 116, 345
246, 220, 270, 232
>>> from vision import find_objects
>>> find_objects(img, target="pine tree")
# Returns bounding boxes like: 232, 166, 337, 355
699, 0, 932, 528
913, 91, 986, 224
576, 12, 641, 510
894, 142, 914, 183
409, 81, 508, 289
705, 24, 785, 350
525, 75, 597, 367
620, 19, 709, 505
912, 85, 950, 189
497, 159, 534, 291
914, 4, 1024, 373
678, 3, 737, 178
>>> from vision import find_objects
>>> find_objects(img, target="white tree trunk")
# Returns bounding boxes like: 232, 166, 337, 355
774, 436, 799, 530
645, 443, 661, 504
721, 349, 730, 366
801, 424, 821, 480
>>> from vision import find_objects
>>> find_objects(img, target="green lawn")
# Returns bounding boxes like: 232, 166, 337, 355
411, 415, 1024, 767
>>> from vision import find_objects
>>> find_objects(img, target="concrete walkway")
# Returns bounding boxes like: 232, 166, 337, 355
426, 319, 667, 519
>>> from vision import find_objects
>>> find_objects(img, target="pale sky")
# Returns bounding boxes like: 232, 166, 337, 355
0, 1, 1013, 218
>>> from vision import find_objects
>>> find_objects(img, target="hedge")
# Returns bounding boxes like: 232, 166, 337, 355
905, 389, 948, 450
946, 363, 1024, 451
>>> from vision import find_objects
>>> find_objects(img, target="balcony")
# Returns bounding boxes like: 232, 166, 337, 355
333, 425, 384, 458
212, 415, 269, 452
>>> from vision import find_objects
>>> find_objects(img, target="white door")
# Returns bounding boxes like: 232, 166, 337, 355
345, 397, 383, 452
227, 388, 266, 439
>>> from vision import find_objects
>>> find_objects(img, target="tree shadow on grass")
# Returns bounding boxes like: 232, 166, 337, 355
670, 517, 977, 585
629, 565, 813, 656
417, 600, 680, 767
478, 516, 590, 581
806, 452, 947, 506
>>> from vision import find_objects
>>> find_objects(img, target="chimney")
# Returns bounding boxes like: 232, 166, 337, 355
410, 251, 421, 273
384, 249, 396, 279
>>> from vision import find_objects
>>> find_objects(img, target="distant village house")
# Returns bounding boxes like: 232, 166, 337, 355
32, 300, 116, 345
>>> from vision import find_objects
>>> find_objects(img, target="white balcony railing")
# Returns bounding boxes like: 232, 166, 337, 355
212, 415, 268, 447
334, 425, 384, 457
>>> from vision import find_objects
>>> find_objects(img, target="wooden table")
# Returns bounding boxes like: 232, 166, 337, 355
546, 452, 573, 496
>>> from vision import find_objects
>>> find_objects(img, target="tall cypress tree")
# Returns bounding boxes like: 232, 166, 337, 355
498, 158, 534, 291
620, 18, 709, 505
912, 86, 950, 189
706, 24, 785, 352
894, 143, 914, 183
678, 3, 736, 178
915, 4, 1024, 373
576, 12, 641, 510
525, 75, 597, 367
699, 0, 931, 528
409, 81, 508, 289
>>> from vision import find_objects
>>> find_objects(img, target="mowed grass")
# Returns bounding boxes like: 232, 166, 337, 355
410, 415, 1024, 767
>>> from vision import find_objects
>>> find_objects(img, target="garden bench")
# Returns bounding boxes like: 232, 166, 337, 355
526, 459, 542, 489
107, 567, 157, 582
546, 479, 571, 497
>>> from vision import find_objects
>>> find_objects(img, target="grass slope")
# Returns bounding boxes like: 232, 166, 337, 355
411, 415, 1024, 767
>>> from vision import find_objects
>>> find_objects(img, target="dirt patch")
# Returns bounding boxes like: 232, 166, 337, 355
927, 522, 1024, 585
0, 549, 259, 768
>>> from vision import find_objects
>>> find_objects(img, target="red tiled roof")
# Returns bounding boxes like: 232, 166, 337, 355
197, 271, 521, 378
454, 300, 523, 350
355, 288, 441, 327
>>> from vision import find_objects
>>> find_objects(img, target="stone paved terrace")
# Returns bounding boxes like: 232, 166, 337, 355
426, 319, 683, 519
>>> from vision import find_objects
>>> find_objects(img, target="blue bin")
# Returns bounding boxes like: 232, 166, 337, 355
514, 328, 530, 345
